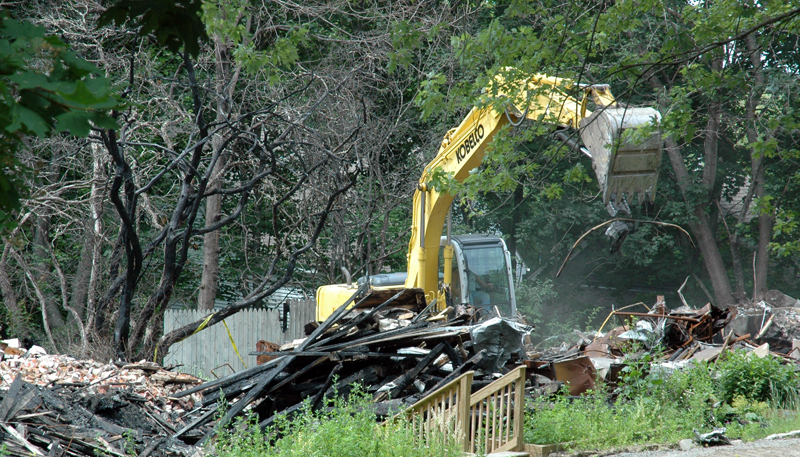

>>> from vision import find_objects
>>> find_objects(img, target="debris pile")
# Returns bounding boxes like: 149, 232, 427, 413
3, 286, 800, 454
0, 341, 202, 456
0, 286, 534, 454
171, 285, 532, 445
525, 293, 800, 396
729, 293, 800, 357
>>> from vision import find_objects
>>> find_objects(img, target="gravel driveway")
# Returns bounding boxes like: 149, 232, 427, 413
604, 436, 800, 457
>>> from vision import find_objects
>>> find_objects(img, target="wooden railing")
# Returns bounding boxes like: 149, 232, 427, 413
404, 366, 526, 454
467, 366, 526, 454
405, 371, 474, 450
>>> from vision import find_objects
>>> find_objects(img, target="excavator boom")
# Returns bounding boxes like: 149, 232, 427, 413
316, 71, 663, 318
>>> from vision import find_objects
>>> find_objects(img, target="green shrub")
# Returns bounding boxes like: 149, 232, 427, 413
526, 362, 721, 450
214, 388, 462, 457
525, 350, 800, 451
715, 350, 800, 409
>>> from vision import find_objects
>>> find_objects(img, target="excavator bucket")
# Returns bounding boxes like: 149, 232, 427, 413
580, 107, 663, 208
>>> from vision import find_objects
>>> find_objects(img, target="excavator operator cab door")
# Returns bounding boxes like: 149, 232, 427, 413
440, 234, 517, 317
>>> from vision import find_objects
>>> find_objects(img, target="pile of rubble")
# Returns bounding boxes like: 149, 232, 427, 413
3, 287, 799, 455
173, 284, 532, 445
0, 341, 203, 456
0, 285, 534, 454
525, 293, 800, 396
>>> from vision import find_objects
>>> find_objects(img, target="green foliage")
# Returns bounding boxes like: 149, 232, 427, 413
214, 388, 461, 457
715, 350, 800, 409
516, 279, 557, 326
415, 72, 447, 120
526, 384, 701, 448
527, 352, 800, 450
717, 395, 769, 425
0, 10, 122, 229
771, 207, 800, 257
202, 1, 309, 81
98, 0, 209, 57
388, 20, 425, 74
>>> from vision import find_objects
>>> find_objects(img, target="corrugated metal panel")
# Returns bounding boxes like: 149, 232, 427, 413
163, 302, 315, 378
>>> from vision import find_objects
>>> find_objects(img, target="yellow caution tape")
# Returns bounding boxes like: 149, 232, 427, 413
154, 312, 218, 361
193, 312, 216, 335
223, 319, 248, 369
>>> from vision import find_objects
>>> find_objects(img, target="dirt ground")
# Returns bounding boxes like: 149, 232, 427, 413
603, 436, 800, 457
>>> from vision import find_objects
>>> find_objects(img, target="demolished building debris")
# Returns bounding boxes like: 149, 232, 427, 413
2, 288, 800, 454
0, 343, 201, 456
526, 292, 800, 396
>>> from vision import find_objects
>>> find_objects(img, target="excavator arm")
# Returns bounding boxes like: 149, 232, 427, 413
315, 71, 662, 318
404, 73, 662, 304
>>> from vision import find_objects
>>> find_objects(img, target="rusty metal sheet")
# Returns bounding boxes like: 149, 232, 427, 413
553, 356, 596, 395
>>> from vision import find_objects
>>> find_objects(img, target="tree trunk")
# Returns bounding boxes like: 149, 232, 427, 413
754, 170, 772, 300
651, 71, 735, 308
198, 191, 224, 311
68, 238, 92, 325
663, 136, 735, 307
0, 245, 24, 338
198, 35, 236, 311
507, 183, 523, 271
745, 33, 771, 301
32, 211, 67, 330
86, 142, 106, 335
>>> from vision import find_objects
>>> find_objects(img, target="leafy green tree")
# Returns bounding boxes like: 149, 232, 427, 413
0, 9, 121, 232
409, 0, 800, 308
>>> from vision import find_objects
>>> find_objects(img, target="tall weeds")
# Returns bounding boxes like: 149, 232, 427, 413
526, 350, 800, 450
214, 388, 462, 457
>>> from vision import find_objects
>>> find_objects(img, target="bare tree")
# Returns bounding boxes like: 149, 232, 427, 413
2, 0, 474, 361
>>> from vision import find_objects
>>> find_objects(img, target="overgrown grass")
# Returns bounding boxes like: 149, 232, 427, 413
526, 349, 800, 451
214, 388, 462, 457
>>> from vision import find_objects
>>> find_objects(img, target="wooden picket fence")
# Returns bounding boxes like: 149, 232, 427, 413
163, 298, 315, 378
405, 366, 527, 454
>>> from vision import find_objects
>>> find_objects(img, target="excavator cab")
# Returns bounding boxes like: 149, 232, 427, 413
440, 235, 517, 316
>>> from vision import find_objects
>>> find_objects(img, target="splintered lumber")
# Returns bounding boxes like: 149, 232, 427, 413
385, 342, 447, 400
198, 356, 296, 445
309, 289, 407, 348
312, 321, 433, 351
258, 399, 306, 430
264, 356, 330, 395
304, 282, 371, 348
310, 363, 343, 410
174, 407, 217, 438
170, 355, 286, 398
172, 284, 524, 449
0, 375, 25, 421
1, 423, 46, 455
200, 369, 290, 407
139, 436, 166, 457
325, 365, 384, 399
196, 283, 370, 445
350, 287, 425, 311
429, 349, 487, 392
612, 311, 701, 323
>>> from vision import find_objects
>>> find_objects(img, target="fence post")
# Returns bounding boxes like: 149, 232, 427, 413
513, 366, 526, 451
459, 371, 474, 452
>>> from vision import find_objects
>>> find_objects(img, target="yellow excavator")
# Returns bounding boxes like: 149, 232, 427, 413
316, 72, 663, 320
